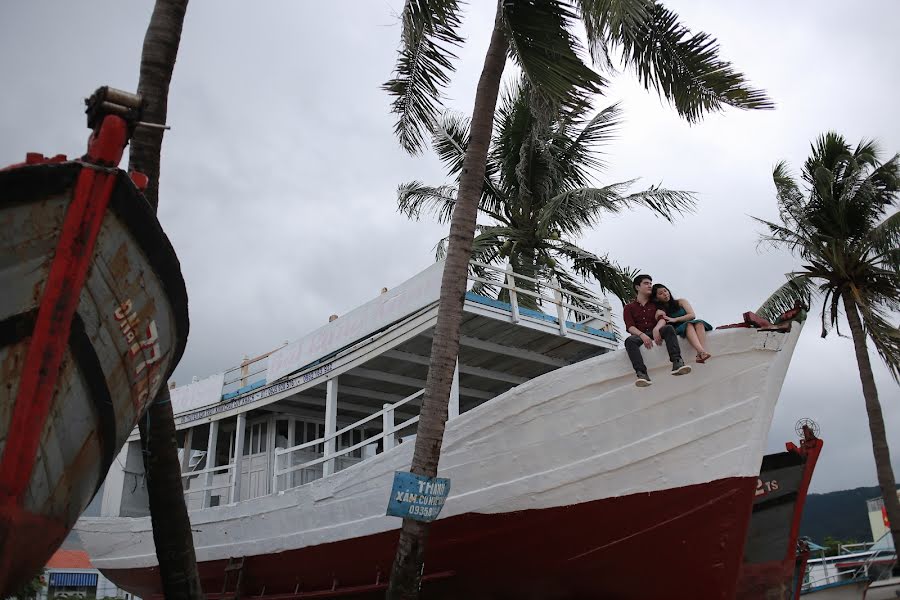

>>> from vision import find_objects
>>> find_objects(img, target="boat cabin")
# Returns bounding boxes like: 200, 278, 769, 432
99, 260, 618, 517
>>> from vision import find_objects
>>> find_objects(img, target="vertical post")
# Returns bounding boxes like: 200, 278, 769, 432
180, 428, 193, 500
266, 415, 276, 495
240, 355, 250, 388
382, 403, 395, 452
506, 264, 519, 323
203, 419, 219, 509
551, 275, 567, 336
181, 427, 193, 473
231, 413, 246, 503
286, 416, 295, 489
324, 377, 338, 476
449, 360, 460, 420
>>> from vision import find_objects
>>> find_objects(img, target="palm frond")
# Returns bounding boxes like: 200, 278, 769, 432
539, 182, 695, 234
578, 0, 773, 122
751, 216, 816, 256
502, 0, 605, 111
554, 240, 637, 304
756, 274, 815, 322
855, 298, 900, 382
383, 0, 464, 154
432, 111, 507, 217
397, 181, 458, 223
552, 102, 623, 187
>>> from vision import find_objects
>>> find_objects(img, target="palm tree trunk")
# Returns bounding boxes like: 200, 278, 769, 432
385, 5, 509, 599
130, 1, 203, 597
139, 388, 204, 599
131, 0, 189, 212
842, 291, 900, 555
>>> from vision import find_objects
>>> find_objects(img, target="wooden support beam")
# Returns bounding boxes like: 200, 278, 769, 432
350, 367, 494, 400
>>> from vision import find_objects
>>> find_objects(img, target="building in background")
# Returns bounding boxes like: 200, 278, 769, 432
35, 549, 135, 600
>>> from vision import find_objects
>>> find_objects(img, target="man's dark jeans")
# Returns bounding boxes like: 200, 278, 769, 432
625, 324, 682, 374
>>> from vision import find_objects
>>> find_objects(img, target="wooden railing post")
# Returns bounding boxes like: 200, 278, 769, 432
551, 275, 567, 336
231, 413, 246, 503
449, 360, 460, 420
506, 264, 520, 323
324, 377, 338, 476
383, 403, 395, 452
203, 420, 219, 509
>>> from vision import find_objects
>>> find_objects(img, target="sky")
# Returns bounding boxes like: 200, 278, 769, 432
1, 1, 898, 495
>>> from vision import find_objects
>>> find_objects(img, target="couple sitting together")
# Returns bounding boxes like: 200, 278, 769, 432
623, 274, 713, 388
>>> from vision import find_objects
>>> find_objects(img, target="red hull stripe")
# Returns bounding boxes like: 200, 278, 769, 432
0, 117, 128, 503
102, 476, 757, 600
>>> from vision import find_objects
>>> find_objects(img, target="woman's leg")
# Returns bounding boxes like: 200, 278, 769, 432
696, 324, 708, 349
686, 323, 712, 363
685, 323, 706, 355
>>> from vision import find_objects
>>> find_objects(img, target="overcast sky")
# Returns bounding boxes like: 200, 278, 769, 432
2, 1, 898, 495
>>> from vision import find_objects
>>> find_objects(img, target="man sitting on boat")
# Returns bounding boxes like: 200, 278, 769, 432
623, 274, 692, 387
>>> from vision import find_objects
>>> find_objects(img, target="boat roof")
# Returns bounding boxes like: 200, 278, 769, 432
157, 260, 617, 432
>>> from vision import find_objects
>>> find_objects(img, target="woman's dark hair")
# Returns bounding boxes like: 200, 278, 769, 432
651, 284, 680, 314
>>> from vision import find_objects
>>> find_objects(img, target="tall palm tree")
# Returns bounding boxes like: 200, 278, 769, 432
399, 78, 696, 310
130, 1, 203, 598
384, 1, 772, 596
755, 132, 900, 556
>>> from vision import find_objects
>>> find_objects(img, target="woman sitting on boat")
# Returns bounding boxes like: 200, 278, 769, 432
651, 284, 713, 363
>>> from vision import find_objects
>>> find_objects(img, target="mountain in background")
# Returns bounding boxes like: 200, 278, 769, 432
800, 485, 899, 543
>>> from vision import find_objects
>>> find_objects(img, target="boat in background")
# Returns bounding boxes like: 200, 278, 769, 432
736, 421, 824, 600
78, 256, 805, 599
0, 87, 189, 595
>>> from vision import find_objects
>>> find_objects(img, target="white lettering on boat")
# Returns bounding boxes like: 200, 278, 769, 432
115, 299, 163, 409
176, 361, 334, 425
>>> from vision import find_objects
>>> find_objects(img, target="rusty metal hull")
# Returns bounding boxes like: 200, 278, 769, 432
0, 161, 188, 592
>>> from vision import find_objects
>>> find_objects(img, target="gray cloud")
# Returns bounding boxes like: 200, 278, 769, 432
2, 1, 898, 494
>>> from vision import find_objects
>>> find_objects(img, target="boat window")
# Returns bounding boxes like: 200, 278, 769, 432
275, 419, 289, 449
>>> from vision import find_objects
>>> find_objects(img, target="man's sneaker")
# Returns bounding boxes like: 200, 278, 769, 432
671, 358, 692, 376
635, 371, 652, 387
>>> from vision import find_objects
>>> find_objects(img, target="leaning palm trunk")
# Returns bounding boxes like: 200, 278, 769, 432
843, 291, 900, 556
130, 1, 203, 597
386, 8, 509, 599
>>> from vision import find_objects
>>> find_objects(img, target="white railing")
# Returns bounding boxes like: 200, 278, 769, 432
181, 463, 234, 509
272, 388, 424, 493
221, 347, 283, 396
467, 261, 613, 336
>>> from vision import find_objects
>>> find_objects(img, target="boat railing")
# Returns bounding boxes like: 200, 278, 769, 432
468, 260, 613, 335
272, 388, 424, 493
181, 463, 235, 508
182, 260, 613, 410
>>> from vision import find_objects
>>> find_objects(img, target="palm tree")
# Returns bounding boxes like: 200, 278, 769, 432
384, 1, 772, 596
130, 1, 203, 598
398, 78, 696, 310
755, 132, 900, 557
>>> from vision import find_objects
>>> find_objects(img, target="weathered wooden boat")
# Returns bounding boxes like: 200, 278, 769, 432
0, 87, 188, 594
736, 422, 824, 600
77, 258, 804, 599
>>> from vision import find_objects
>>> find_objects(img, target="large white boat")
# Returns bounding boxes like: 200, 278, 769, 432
77, 260, 803, 599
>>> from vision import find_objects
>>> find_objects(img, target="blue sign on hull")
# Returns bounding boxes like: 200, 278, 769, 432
386, 471, 451, 522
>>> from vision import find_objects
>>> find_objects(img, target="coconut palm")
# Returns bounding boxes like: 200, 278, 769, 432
130, 1, 203, 598
755, 132, 900, 556
399, 78, 695, 312
384, 1, 772, 596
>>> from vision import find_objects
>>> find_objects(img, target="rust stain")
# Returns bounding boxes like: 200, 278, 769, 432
108, 241, 131, 282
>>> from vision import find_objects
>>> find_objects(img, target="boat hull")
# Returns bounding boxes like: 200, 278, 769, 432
736, 436, 823, 600
104, 475, 757, 599
0, 160, 188, 593
80, 326, 801, 599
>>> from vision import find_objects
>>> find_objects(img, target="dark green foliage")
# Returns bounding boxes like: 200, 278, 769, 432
398, 78, 696, 309
800, 485, 900, 544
